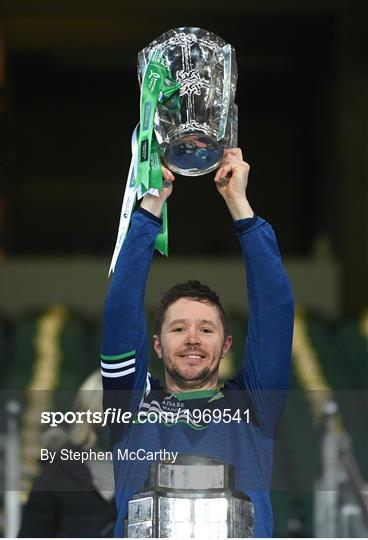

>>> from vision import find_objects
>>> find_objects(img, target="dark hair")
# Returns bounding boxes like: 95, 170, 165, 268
155, 280, 229, 336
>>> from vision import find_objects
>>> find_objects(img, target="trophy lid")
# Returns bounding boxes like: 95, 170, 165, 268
146, 454, 235, 490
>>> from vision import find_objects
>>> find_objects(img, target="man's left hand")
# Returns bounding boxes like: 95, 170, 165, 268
214, 148, 254, 220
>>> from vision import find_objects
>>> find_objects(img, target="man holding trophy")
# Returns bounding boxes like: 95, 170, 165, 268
101, 28, 294, 538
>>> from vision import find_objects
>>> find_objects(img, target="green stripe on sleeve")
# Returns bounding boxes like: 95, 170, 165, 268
100, 350, 136, 361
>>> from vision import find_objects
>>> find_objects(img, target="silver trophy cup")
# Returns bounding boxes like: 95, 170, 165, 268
138, 27, 238, 177
125, 455, 254, 538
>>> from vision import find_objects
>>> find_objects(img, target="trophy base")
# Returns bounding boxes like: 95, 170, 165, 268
164, 134, 223, 177
125, 455, 254, 538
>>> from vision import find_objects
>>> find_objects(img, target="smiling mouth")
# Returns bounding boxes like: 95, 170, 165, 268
178, 353, 206, 362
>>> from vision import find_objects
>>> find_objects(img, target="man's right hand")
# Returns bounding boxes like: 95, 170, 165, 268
140, 164, 175, 218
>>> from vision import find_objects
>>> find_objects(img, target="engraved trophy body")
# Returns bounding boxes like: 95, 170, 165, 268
138, 27, 238, 176
126, 455, 254, 538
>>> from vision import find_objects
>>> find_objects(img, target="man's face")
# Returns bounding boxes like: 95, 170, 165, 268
153, 298, 232, 391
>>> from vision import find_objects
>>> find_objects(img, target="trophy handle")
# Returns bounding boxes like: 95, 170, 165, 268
217, 44, 238, 147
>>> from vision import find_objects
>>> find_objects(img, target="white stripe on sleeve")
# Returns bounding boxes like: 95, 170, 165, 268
101, 367, 135, 378
100, 358, 135, 370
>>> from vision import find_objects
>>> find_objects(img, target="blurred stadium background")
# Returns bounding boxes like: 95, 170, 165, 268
0, 0, 367, 537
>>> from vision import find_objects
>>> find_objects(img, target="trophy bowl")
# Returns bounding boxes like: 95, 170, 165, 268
138, 27, 238, 177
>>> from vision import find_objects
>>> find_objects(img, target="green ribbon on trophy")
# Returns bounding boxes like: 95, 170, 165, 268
136, 50, 180, 255
108, 51, 180, 275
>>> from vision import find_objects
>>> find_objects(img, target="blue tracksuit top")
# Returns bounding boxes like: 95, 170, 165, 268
101, 207, 294, 537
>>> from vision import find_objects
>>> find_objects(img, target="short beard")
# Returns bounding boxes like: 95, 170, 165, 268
165, 363, 212, 390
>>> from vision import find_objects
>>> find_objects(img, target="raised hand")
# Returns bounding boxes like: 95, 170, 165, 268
214, 148, 254, 220
140, 164, 175, 218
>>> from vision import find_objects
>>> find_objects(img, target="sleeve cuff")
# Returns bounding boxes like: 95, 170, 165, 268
136, 206, 163, 225
233, 214, 259, 235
